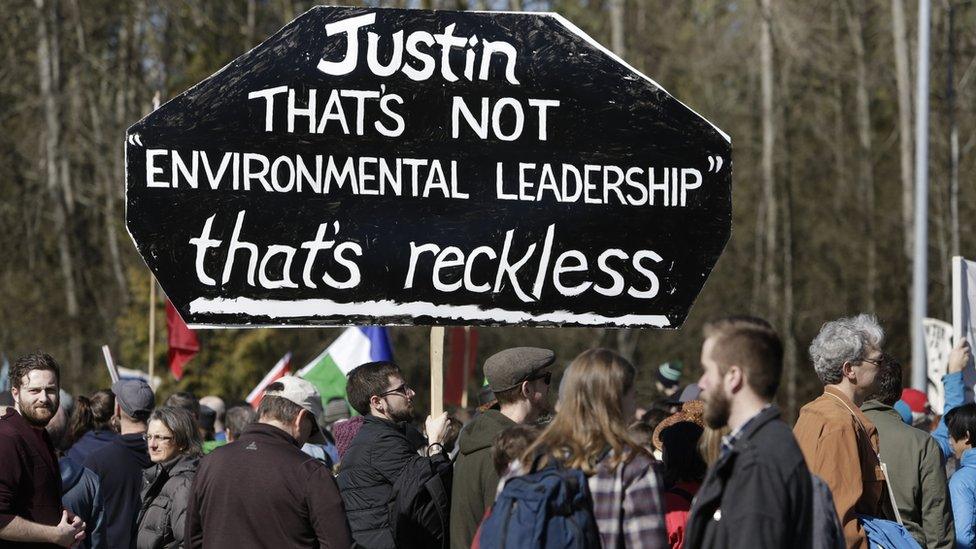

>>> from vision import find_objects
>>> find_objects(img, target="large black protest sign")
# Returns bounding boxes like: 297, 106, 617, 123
125, 6, 732, 329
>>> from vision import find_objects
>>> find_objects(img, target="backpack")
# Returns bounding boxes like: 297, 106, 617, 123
389, 454, 453, 549
478, 460, 600, 549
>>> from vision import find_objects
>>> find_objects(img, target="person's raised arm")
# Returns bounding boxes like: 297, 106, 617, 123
933, 339, 972, 460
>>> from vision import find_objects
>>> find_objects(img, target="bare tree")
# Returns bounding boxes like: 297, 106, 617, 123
610, 0, 625, 56
892, 0, 914, 264
760, 0, 779, 321
35, 0, 82, 371
843, 0, 877, 311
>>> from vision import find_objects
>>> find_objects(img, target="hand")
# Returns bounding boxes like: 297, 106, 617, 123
50, 510, 84, 547
424, 412, 449, 445
949, 339, 972, 374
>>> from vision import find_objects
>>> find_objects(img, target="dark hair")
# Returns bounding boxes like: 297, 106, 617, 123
627, 421, 655, 449
346, 361, 402, 415
64, 390, 116, 449
660, 421, 707, 486
703, 316, 783, 399
10, 352, 61, 390
640, 408, 672, 434
491, 424, 541, 475
225, 405, 256, 439
165, 392, 200, 419
869, 355, 903, 407
493, 385, 524, 406
945, 403, 976, 445
149, 406, 203, 457
257, 382, 305, 424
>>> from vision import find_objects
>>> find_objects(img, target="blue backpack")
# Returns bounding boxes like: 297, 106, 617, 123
478, 462, 600, 549
857, 515, 922, 549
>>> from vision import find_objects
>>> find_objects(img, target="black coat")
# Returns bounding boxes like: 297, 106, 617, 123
135, 454, 199, 549
684, 405, 815, 549
337, 416, 449, 549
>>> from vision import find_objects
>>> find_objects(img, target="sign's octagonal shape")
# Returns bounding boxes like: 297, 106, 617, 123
126, 6, 732, 329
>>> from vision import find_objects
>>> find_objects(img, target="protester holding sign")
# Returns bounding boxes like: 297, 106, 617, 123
337, 361, 451, 549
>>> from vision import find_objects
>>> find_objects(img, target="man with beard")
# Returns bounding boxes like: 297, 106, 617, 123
337, 361, 450, 548
0, 352, 87, 547
684, 317, 814, 548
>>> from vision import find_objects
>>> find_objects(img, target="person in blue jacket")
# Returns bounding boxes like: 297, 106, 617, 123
933, 339, 972, 461
940, 340, 975, 548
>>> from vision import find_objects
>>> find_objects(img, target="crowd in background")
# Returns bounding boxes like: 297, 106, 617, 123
0, 313, 974, 549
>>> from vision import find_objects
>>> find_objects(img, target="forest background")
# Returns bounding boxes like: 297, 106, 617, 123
2, 0, 975, 421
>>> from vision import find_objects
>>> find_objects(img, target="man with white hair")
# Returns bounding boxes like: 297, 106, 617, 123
794, 314, 892, 549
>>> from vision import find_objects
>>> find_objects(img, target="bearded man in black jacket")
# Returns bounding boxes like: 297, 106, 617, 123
337, 361, 450, 549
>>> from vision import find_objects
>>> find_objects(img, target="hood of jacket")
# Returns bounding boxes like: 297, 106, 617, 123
59, 456, 86, 494
458, 409, 515, 456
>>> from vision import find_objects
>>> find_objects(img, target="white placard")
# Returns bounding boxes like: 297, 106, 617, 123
924, 318, 953, 414
953, 256, 976, 403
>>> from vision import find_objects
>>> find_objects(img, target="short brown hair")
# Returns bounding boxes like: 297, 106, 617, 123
10, 352, 61, 390
491, 424, 541, 475
257, 382, 304, 423
703, 316, 783, 400
493, 385, 524, 406
346, 361, 402, 415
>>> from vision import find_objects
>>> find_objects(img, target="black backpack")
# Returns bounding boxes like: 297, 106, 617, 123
389, 454, 453, 549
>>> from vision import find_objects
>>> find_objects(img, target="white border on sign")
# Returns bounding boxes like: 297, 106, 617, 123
187, 297, 671, 329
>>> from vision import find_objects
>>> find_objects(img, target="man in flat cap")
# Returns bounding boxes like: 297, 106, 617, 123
450, 347, 555, 549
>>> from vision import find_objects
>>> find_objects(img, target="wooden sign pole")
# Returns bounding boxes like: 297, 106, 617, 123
460, 326, 472, 408
148, 278, 156, 379
430, 326, 445, 416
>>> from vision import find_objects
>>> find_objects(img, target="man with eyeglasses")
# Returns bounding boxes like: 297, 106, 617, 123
449, 347, 555, 549
337, 361, 451, 548
84, 378, 155, 548
794, 314, 894, 549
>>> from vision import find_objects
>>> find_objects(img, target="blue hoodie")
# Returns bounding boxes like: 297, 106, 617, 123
67, 430, 120, 465
60, 456, 106, 549
951, 449, 976, 548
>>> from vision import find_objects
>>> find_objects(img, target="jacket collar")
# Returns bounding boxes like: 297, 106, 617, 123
364, 414, 408, 433
734, 404, 781, 443
241, 422, 301, 447
962, 448, 976, 468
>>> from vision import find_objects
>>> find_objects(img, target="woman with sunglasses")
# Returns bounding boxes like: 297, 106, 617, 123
135, 406, 202, 549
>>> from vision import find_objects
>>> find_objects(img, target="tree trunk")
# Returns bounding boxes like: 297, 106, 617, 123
509, 0, 523, 11
892, 0, 914, 263
36, 0, 82, 372
780, 54, 798, 422
610, 0, 625, 56
843, 0, 877, 312
760, 0, 779, 321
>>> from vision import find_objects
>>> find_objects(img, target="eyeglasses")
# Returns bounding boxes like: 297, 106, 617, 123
528, 371, 552, 385
378, 383, 411, 398
143, 434, 174, 443
859, 356, 884, 367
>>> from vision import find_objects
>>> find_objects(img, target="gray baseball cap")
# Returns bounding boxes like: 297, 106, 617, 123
484, 347, 555, 392
265, 375, 326, 444
111, 379, 155, 419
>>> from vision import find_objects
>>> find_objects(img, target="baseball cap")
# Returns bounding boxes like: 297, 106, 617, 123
484, 347, 555, 393
112, 379, 155, 419
900, 388, 928, 413
265, 376, 326, 444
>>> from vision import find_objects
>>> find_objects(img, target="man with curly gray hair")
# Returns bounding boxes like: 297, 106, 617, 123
793, 314, 893, 549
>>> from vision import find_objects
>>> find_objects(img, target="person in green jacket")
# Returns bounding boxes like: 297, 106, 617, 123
449, 347, 555, 549
860, 355, 954, 549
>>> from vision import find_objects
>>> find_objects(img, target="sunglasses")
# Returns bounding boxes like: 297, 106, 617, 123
528, 371, 552, 385
378, 382, 412, 397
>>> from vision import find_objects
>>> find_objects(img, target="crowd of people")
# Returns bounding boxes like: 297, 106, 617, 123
0, 313, 974, 548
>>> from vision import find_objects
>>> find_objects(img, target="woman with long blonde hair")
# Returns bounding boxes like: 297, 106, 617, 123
519, 348, 667, 548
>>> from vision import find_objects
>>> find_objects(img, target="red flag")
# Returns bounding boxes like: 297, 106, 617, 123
246, 353, 292, 410
166, 300, 199, 380
445, 327, 479, 406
